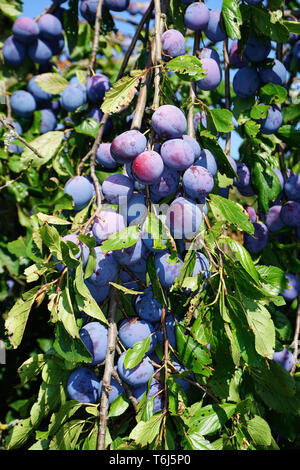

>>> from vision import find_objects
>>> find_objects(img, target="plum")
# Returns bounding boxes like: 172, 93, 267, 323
160, 139, 195, 171
28, 76, 52, 105
114, 231, 147, 266
243, 222, 269, 253
92, 209, 126, 243
61, 82, 87, 112
67, 367, 99, 403
182, 135, 201, 159
166, 196, 203, 240
293, 40, 300, 61
28, 39, 53, 64
87, 246, 119, 286
64, 176, 94, 211
79, 321, 108, 365
266, 206, 285, 232
111, 130, 147, 164
203, 10, 226, 43
197, 58, 222, 91
117, 351, 154, 386
135, 288, 163, 323
281, 273, 300, 302
102, 174, 133, 204
259, 105, 282, 135
56, 233, 90, 271
126, 192, 148, 226
85, 280, 111, 303
184, 3, 209, 31
161, 29, 186, 58
96, 143, 118, 169
234, 162, 255, 197
194, 149, 218, 176
171, 360, 191, 394
273, 348, 294, 372
132, 150, 164, 184
152, 105, 187, 139
132, 379, 163, 414
86, 73, 111, 105
104, 0, 130, 11
12, 17, 40, 44
141, 215, 168, 254
99, 376, 124, 404
259, 59, 287, 86
245, 205, 257, 223
192, 252, 210, 279
244, 36, 271, 62
2, 36, 27, 67
40, 109, 57, 134
118, 317, 157, 354
233, 66, 260, 98
284, 174, 300, 201
156, 314, 177, 349
48, 34, 65, 56
80, 0, 99, 23
199, 47, 221, 64
37, 14, 63, 41
10, 90, 36, 118
149, 166, 180, 202
280, 201, 300, 227
182, 165, 214, 200
154, 252, 183, 289
229, 42, 248, 68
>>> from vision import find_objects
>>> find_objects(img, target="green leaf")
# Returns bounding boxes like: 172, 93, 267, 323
166, 55, 207, 82
256, 265, 287, 297
222, 0, 242, 39
187, 403, 236, 436
7, 418, 35, 450
245, 119, 260, 138
250, 104, 270, 120
37, 213, 71, 226
251, 159, 282, 213
48, 401, 82, 437
63, 0, 79, 54
184, 431, 215, 450
209, 108, 234, 133
259, 83, 287, 105
129, 414, 163, 446
200, 130, 237, 178
283, 20, 300, 34
53, 322, 93, 363
21, 131, 64, 168
221, 237, 259, 283
101, 70, 145, 115
35, 73, 69, 94
277, 125, 300, 147
209, 194, 254, 234
176, 323, 212, 376
108, 395, 130, 418
123, 337, 151, 369
40, 224, 62, 259
100, 225, 140, 253
0, 2, 22, 19
247, 415, 272, 447
74, 118, 100, 139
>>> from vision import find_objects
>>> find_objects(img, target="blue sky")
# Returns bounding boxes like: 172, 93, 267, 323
21, 0, 242, 159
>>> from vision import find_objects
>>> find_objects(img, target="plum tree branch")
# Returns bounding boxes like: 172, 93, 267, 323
187, 31, 201, 138
223, 38, 231, 156
88, 0, 105, 76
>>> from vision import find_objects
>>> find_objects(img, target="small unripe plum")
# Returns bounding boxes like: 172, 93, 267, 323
10, 90, 36, 118
161, 29, 186, 58
244, 36, 271, 62
86, 73, 111, 105
87, 246, 119, 286
12, 17, 40, 44
259, 105, 282, 135
197, 58, 222, 91
2, 36, 27, 67
67, 367, 99, 403
152, 105, 187, 139
273, 348, 294, 372
111, 130, 147, 164
280, 201, 300, 227
194, 149, 218, 176
203, 10, 227, 43
233, 66, 260, 98
166, 196, 203, 240
96, 143, 118, 169
182, 165, 214, 200
92, 209, 126, 243
37, 14, 63, 41
79, 321, 108, 365
117, 351, 154, 387
118, 317, 157, 353
102, 174, 133, 204
61, 82, 87, 112
184, 3, 210, 31
259, 59, 287, 86
243, 221, 269, 253
160, 139, 195, 171
64, 176, 94, 211
28, 39, 53, 64
132, 150, 164, 184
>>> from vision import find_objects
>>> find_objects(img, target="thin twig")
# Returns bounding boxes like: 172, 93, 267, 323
187, 31, 200, 138
223, 38, 231, 156
153, 0, 167, 110
291, 296, 300, 375
0, 116, 45, 160
88, 0, 105, 76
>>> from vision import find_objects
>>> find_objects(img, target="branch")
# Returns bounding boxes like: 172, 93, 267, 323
291, 296, 300, 375
153, 0, 166, 110
187, 31, 201, 138
88, 0, 105, 76
223, 38, 231, 156
0, 116, 45, 160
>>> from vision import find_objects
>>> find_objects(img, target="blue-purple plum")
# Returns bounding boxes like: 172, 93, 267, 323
259, 59, 287, 86
92, 209, 126, 243
55, 233, 90, 271
293, 40, 300, 61
273, 168, 284, 190
229, 42, 248, 68
273, 348, 294, 372
10, 90, 36, 118
132, 150, 164, 184
192, 252, 210, 279
79, 321, 108, 365
281, 274, 300, 301
149, 166, 180, 202
117, 351, 154, 386
184, 3, 209, 31
197, 58, 222, 91
199, 47, 221, 64
40, 109, 57, 134
28, 76, 52, 105
218, 186, 230, 198
67, 367, 99, 403
156, 314, 177, 349
183, 165, 214, 200
2, 36, 27, 67
245, 0, 262, 3
152, 105, 187, 140
280, 201, 300, 227
128, 2, 140, 14
194, 149, 218, 176
96, 143, 118, 169
161, 29, 186, 58
135, 288, 163, 323
245, 205, 257, 223
104, 0, 130, 11
87, 246, 119, 286
86, 73, 111, 105
141, 216, 168, 254
12, 17, 40, 44
132, 379, 163, 413
99, 376, 124, 404
244, 36, 271, 62
284, 174, 300, 201
111, 130, 147, 164
88, 108, 113, 136
102, 174, 133, 204
118, 317, 157, 354
234, 162, 255, 197
80, 0, 99, 23
114, 231, 147, 266
166, 197, 203, 240
48, 34, 65, 55
126, 192, 147, 226
182, 135, 201, 159
64, 176, 94, 211
28, 39, 53, 64
244, 221, 269, 253
160, 139, 195, 171
37, 13, 63, 41
85, 280, 111, 303
194, 111, 207, 132
154, 252, 183, 289
259, 105, 282, 135
203, 10, 227, 43
61, 82, 87, 112
266, 205, 285, 232
233, 66, 260, 98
